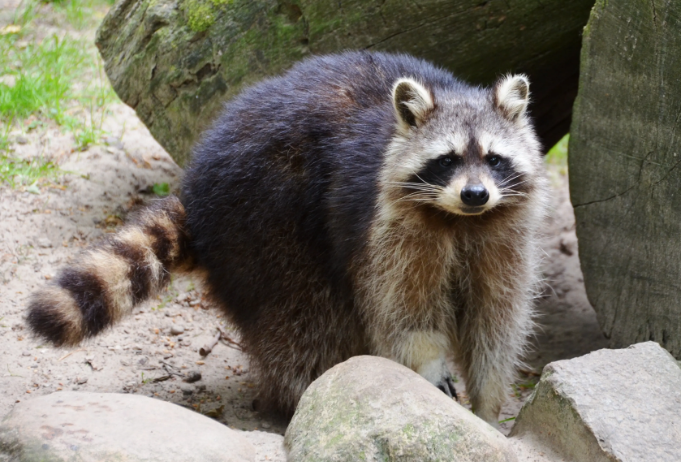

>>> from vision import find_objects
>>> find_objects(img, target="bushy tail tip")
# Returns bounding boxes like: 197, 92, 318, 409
27, 196, 191, 346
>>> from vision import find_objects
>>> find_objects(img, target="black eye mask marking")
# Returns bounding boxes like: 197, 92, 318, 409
408, 153, 462, 187
486, 153, 527, 193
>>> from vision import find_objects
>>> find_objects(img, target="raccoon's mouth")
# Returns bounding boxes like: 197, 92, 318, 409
458, 206, 487, 216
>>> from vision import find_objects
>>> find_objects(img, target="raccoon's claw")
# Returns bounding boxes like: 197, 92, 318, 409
437, 375, 458, 401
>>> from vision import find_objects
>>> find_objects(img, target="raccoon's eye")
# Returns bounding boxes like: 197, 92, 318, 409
439, 156, 453, 168
487, 155, 501, 167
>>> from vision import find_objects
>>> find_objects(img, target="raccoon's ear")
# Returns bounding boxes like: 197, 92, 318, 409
494, 74, 530, 122
392, 78, 435, 131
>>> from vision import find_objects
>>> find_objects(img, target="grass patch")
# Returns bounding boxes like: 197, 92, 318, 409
546, 134, 569, 167
0, 153, 61, 189
50, 0, 117, 31
0, 0, 120, 185
152, 182, 171, 197
0, 34, 89, 122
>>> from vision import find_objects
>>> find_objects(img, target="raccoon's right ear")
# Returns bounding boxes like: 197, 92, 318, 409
392, 78, 435, 132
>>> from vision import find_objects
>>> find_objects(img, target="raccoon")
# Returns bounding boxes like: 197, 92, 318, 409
27, 51, 548, 424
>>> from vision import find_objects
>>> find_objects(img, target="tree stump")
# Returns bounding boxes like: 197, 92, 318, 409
569, 0, 681, 357
96, 0, 594, 166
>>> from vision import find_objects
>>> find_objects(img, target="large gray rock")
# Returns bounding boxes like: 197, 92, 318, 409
285, 355, 516, 462
0, 392, 255, 462
96, 0, 595, 166
510, 342, 681, 461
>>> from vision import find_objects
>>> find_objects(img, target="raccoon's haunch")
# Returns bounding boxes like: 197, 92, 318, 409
27, 196, 191, 346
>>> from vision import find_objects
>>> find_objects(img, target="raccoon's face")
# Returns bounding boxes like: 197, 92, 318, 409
384, 75, 543, 217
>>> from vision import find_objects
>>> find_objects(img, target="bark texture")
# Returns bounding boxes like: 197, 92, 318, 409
96, 0, 594, 166
569, 0, 681, 357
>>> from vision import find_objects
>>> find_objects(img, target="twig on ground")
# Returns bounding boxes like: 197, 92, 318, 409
217, 326, 243, 351
199, 331, 221, 357
59, 348, 85, 361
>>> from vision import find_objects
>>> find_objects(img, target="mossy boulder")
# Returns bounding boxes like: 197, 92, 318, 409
96, 0, 594, 166
284, 356, 516, 462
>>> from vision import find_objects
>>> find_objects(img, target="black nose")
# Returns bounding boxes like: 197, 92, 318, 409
460, 184, 489, 206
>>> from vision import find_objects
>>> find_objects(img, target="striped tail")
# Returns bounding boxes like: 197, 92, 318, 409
27, 196, 192, 346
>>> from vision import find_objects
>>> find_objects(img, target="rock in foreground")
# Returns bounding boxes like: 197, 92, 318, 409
285, 355, 516, 462
0, 392, 255, 462
510, 342, 681, 461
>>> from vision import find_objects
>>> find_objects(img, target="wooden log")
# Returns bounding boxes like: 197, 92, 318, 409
96, 0, 594, 166
569, 0, 681, 357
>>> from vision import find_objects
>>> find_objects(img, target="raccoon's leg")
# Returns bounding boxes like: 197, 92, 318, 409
366, 324, 457, 399
397, 330, 457, 398
453, 284, 534, 424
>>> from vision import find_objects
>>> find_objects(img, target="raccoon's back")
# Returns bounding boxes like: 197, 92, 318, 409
181, 52, 458, 328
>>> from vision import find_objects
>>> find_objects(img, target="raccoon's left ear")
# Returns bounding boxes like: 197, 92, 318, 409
392, 78, 435, 131
494, 74, 530, 122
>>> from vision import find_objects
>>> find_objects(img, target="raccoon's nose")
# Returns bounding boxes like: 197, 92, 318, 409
461, 184, 489, 206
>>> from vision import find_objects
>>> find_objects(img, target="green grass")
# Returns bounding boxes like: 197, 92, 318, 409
0, 0, 120, 187
0, 34, 89, 122
546, 134, 569, 166
0, 153, 62, 189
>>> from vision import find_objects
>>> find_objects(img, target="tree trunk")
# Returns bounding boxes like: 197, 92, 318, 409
96, 0, 594, 166
569, 0, 681, 357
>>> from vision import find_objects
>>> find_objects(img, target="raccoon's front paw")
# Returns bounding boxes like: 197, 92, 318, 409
417, 358, 458, 401
436, 374, 458, 400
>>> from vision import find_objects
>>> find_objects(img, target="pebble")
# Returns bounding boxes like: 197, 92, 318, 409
170, 325, 185, 335
180, 384, 194, 396
120, 359, 131, 366
36, 237, 52, 248
184, 371, 202, 383
74, 377, 88, 385
21, 351, 31, 357
15, 135, 28, 144
260, 421, 272, 429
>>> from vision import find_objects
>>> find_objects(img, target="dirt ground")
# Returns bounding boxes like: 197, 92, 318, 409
0, 98, 609, 440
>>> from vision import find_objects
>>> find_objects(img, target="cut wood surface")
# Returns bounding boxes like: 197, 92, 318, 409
569, 0, 681, 357
96, 0, 594, 166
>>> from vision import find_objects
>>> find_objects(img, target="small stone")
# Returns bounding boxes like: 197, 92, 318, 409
21, 351, 31, 357
103, 136, 124, 150
184, 371, 202, 383
260, 421, 271, 429
120, 359, 131, 366
0, 74, 16, 88
180, 384, 194, 396
15, 135, 28, 144
170, 325, 185, 335
74, 377, 88, 385
36, 237, 51, 248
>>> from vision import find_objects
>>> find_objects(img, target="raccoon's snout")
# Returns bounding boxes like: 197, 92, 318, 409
460, 184, 489, 207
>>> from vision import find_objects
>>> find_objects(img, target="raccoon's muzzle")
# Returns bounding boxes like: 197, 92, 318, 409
26, 196, 192, 346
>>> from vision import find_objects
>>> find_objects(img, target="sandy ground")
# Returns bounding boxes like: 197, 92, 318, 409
0, 97, 609, 442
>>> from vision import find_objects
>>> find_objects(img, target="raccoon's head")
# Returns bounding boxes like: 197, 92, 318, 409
383, 74, 543, 217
